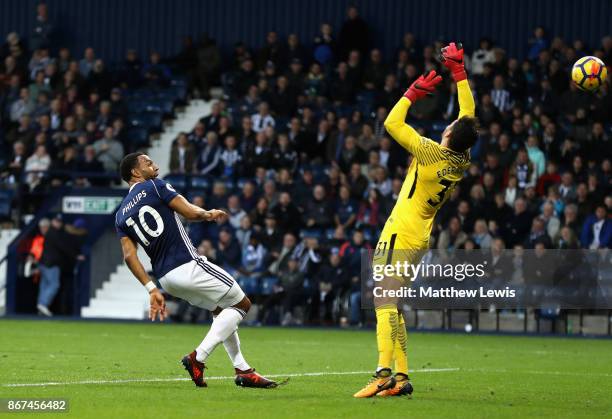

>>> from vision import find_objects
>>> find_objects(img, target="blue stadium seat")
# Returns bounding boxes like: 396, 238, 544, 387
142, 102, 162, 113
163, 175, 187, 191
431, 121, 448, 131
126, 99, 146, 113
236, 178, 251, 189
190, 176, 210, 190
224, 180, 236, 193
237, 276, 260, 295
260, 277, 278, 295
164, 85, 187, 101
186, 190, 207, 201
300, 229, 323, 240
127, 127, 149, 147
143, 111, 163, 130
0, 189, 14, 218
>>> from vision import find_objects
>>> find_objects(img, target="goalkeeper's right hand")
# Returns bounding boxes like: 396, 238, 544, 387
403, 70, 443, 103
441, 42, 467, 82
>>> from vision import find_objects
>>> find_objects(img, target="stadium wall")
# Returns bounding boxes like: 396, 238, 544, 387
2, 0, 610, 62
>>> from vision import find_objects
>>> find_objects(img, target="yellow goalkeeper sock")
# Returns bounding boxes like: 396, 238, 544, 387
375, 306, 399, 371
394, 313, 409, 376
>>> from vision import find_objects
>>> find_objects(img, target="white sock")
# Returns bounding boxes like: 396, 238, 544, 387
196, 308, 243, 362
223, 330, 251, 372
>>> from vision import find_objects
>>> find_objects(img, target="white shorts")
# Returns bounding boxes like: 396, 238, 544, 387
159, 258, 245, 311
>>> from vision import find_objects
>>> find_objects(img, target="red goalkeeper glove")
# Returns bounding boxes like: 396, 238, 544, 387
403, 70, 443, 103
441, 42, 467, 82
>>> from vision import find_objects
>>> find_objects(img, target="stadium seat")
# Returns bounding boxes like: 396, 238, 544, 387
127, 127, 149, 147
163, 175, 187, 191
260, 276, 278, 295
190, 176, 210, 191
300, 229, 323, 240
236, 178, 251, 189
0, 189, 14, 219
186, 190, 207, 201
224, 180, 236, 193
237, 276, 260, 295
431, 121, 448, 131
126, 99, 147, 113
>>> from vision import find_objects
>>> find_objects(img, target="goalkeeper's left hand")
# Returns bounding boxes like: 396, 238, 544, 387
403, 70, 443, 103
440, 42, 467, 82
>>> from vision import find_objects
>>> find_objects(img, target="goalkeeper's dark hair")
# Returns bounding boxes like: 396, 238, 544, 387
448, 116, 479, 153
120, 152, 145, 183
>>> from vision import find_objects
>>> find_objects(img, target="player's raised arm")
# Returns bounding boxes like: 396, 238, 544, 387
440, 42, 475, 118
120, 235, 166, 321
168, 194, 228, 223
384, 70, 442, 155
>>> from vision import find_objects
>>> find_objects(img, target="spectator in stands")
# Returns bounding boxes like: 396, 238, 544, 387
471, 38, 495, 75
337, 6, 369, 60
311, 251, 349, 324
258, 257, 305, 326
438, 216, 468, 262
196, 131, 222, 175
36, 215, 76, 316
216, 227, 241, 271
525, 217, 552, 248
269, 191, 299, 235
170, 132, 196, 174
267, 232, 297, 276
226, 195, 247, 229
142, 51, 171, 87
79, 47, 96, 78
24, 145, 51, 189
490, 75, 512, 113
93, 126, 124, 172
195, 34, 221, 100
541, 201, 561, 239
251, 101, 275, 133
334, 185, 357, 230
580, 205, 611, 249
472, 219, 493, 249
303, 185, 333, 229
241, 229, 267, 275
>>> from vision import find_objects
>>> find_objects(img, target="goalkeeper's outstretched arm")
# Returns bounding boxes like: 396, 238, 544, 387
457, 80, 475, 118
440, 42, 475, 118
384, 97, 423, 156
384, 70, 442, 156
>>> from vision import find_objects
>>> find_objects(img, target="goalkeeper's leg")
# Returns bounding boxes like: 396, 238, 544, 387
378, 312, 414, 397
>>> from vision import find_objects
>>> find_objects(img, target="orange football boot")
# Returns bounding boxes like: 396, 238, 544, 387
353, 368, 396, 398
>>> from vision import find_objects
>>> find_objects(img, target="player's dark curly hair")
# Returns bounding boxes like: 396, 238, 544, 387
448, 116, 479, 153
119, 152, 145, 183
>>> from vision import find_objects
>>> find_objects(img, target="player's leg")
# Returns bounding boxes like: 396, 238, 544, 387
194, 296, 250, 363
189, 260, 279, 388
377, 247, 424, 397
354, 232, 398, 398
163, 259, 247, 387
181, 296, 250, 388
207, 306, 251, 372
377, 311, 414, 397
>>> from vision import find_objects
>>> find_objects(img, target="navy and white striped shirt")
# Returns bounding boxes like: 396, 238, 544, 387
115, 178, 200, 278
490, 88, 512, 113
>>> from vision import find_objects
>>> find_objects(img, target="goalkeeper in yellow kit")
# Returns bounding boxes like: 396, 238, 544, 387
354, 43, 477, 398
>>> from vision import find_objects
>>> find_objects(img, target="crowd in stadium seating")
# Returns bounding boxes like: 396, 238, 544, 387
0, 3, 186, 218
167, 8, 611, 325
1, 5, 610, 324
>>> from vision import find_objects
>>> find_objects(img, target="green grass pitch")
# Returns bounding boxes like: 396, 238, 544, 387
1, 319, 612, 418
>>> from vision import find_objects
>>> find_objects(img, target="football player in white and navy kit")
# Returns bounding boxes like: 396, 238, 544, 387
116, 152, 278, 389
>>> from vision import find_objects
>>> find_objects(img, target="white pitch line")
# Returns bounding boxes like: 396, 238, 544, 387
2, 368, 459, 388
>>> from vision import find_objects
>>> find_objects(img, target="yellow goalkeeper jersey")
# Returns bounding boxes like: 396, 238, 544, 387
377, 79, 475, 253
